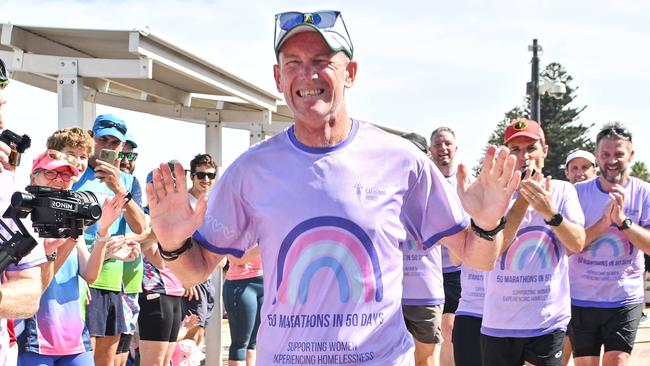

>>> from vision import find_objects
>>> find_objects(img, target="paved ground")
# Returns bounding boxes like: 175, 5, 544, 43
217, 318, 650, 365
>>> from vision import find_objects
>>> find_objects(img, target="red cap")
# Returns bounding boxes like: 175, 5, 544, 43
504, 118, 545, 144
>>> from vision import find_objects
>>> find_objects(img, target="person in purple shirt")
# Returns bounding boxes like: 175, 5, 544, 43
400, 132, 445, 366
146, 10, 521, 366
481, 119, 586, 366
569, 122, 650, 366
429, 126, 466, 366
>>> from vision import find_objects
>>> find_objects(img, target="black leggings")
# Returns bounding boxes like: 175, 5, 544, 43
223, 276, 264, 361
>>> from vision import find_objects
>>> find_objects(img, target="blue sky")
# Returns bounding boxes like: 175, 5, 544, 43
2, 0, 649, 187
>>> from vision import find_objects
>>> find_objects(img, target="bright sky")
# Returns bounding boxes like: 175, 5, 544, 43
2, 0, 649, 188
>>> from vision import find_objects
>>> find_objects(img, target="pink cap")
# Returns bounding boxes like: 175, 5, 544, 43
32, 150, 80, 176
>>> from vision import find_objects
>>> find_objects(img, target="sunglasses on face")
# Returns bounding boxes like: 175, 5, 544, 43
117, 151, 138, 162
37, 169, 74, 182
192, 172, 216, 180
96, 120, 127, 135
596, 127, 632, 143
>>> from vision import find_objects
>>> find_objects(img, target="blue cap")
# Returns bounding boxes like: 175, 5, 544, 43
125, 132, 138, 148
92, 114, 127, 142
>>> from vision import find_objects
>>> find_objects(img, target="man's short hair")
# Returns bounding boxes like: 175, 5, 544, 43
46, 127, 95, 156
596, 121, 632, 145
430, 127, 456, 141
190, 153, 218, 174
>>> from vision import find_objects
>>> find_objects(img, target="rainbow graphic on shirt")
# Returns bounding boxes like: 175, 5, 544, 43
275, 216, 383, 305
500, 226, 560, 271
589, 227, 633, 257
401, 239, 425, 251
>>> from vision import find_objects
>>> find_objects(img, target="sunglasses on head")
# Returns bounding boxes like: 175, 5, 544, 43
274, 10, 353, 58
596, 126, 632, 143
192, 171, 216, 180
35, 149, 81, 169
97, 120, 127, 135
117, 151, 138, 162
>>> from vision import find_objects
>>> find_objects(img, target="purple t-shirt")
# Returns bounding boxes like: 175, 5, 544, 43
482, 180, 584, 337
570, 177, 650, 307
401, 239, 445, 306
0, 171, 47, 363
440, 172, 470, 272
195, 120, 469, 365
456, 265, 485, 318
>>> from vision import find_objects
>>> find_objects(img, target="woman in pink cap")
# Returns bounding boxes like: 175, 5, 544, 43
16, 149, 140, 366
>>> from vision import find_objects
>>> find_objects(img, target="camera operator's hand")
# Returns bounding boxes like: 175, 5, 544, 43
146, 162, 207, 251
95, 160, 126, 195
0, 140, 15, 173
97, 192, 128, 236
43, 237, 76, 256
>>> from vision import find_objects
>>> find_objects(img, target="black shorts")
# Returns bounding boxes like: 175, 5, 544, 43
443, 270, 461, 314
452, 315, 483, 366
480, 330, 565, 366
402, 304, 443, 344
86, 288, 127, 337
569, 303, 643, 356
181, 279, 216, 328
138, 292, 183, 342
116, 333, 133, 354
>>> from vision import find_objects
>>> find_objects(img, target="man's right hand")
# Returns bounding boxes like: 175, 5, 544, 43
0, 140, 14, 172
146, 162, 208, 251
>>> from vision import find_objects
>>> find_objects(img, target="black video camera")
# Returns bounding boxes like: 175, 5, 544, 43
0, 129, 31, 166
4, 185, 103, 238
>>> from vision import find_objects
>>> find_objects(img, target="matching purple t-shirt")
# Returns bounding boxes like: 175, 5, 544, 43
195, 120, 468, 365
401, 239, 445, 306
570, 177, 650, 307
482, 180, 585, 338
456, 265, 485, 318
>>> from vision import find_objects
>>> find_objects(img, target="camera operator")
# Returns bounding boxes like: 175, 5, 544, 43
0, 57, 48, 364
15, 149, 140, 365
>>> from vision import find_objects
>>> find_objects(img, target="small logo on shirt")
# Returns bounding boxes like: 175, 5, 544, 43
554, 351, 562, 358
353, 182, 387, 202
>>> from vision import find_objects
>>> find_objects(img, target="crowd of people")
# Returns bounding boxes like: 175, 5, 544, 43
1, 8, 649, 366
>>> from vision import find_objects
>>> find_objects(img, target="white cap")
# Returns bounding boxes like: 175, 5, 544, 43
565, 150, 596, 167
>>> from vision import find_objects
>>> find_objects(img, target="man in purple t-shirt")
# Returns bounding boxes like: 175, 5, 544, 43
480, 119, 586, 366
0, 57, 47, 364
146, 11, 521, 366
569, 123, 650, 366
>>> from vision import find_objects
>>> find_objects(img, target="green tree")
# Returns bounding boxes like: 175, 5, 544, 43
477, 63, 594, 179
630, 161, 650, 182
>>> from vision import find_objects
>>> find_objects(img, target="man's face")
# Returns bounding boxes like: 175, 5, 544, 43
91, 135, 124, 166
191, 164, 218, 195
565, 157, 596, 184
273, 32, 357, 125
506, 136, 548, 172
596, 137, 634, 184
0, 87, 7, 130
119, 143, 136, 174
429, 131, 457, 168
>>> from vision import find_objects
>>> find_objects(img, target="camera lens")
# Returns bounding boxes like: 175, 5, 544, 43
10, 191, 34, 213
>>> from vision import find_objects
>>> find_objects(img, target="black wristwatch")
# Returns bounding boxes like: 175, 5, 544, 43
617, 217, 633, 231
158, 238, 194, 261
544, 213, 564, 227
470, 217, 507, 241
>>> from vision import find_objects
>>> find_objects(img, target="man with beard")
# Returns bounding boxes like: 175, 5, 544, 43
569, 122, 650, 366
429, 127, 463, 366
